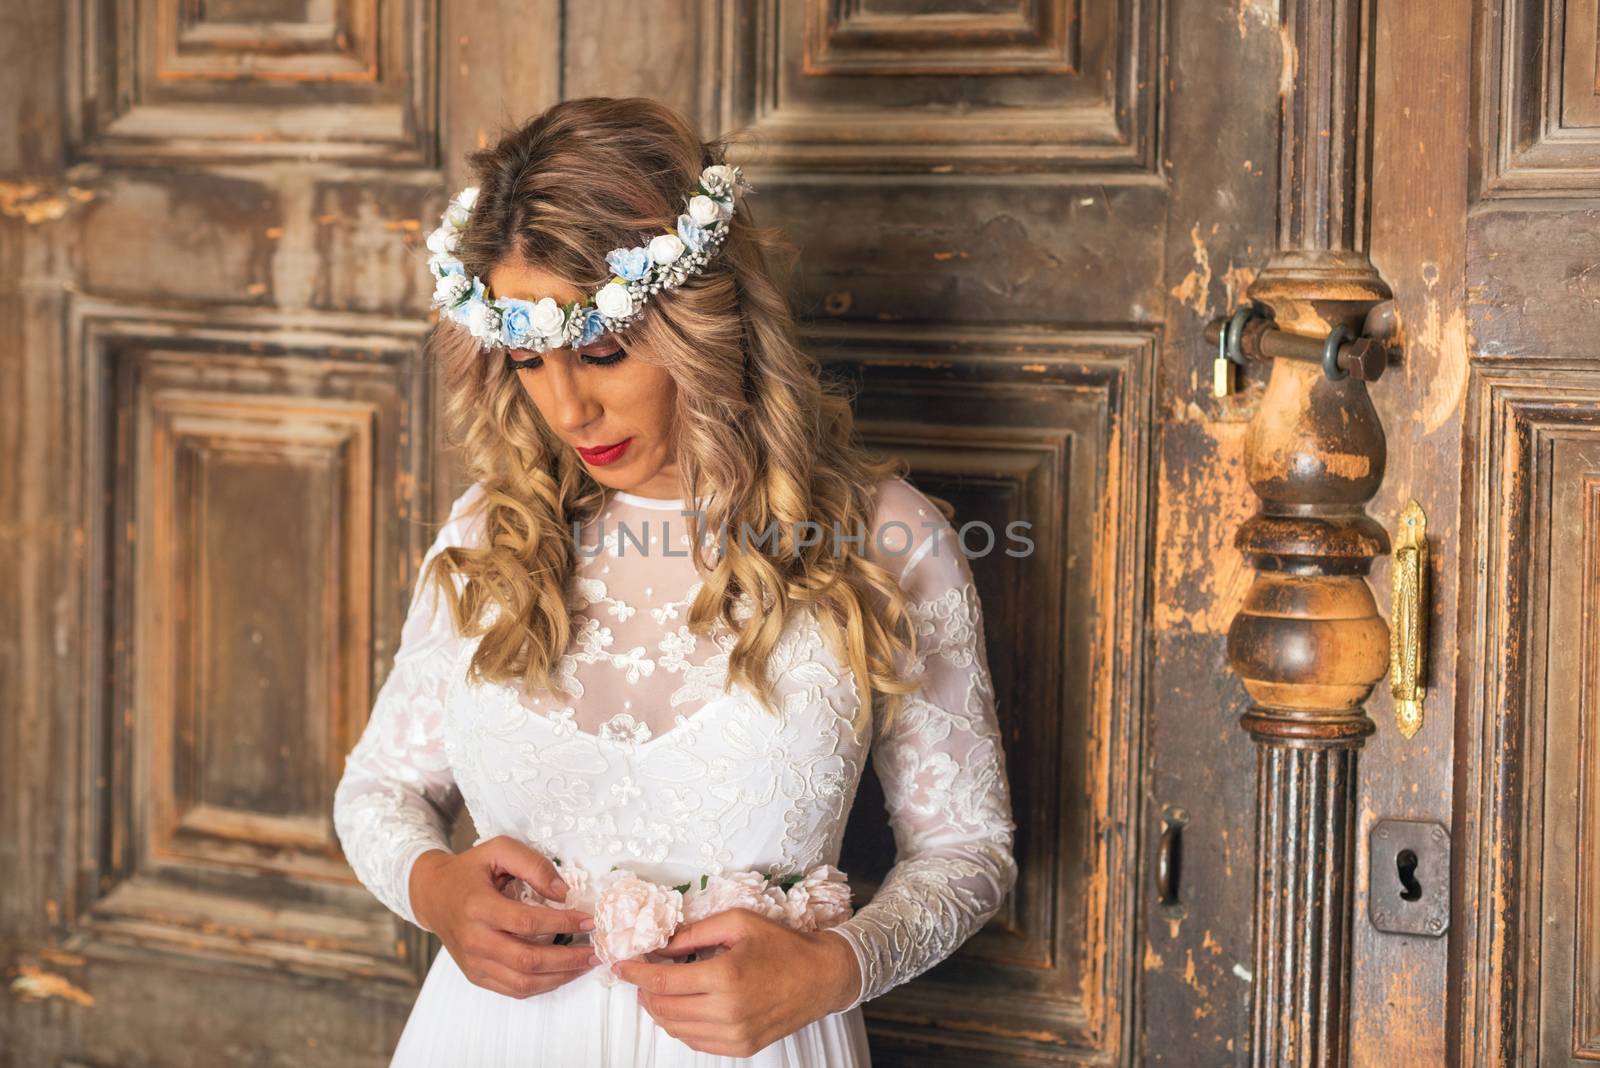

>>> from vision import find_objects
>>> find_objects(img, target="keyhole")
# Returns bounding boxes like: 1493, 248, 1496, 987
1396, 849, 1422, 902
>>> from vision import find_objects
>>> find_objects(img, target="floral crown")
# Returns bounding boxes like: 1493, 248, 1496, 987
426, 163, 754, 353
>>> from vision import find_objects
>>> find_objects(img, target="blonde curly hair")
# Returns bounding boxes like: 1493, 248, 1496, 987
421, 95, 951, 733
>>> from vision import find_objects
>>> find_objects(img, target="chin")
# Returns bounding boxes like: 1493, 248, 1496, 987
589, 471, 646, 494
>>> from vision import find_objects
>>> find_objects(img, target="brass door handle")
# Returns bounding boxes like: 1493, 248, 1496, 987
1390, 500, 1429, 738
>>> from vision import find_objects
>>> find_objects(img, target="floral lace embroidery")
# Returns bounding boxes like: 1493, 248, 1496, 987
332, 478, 1017, 1008
827, 579, 1017, 1006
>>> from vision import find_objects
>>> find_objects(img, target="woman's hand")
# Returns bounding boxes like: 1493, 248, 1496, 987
409, 836, 599, 999
614, 908, 862, 1057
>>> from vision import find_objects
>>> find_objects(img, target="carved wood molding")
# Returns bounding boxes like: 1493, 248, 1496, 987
1474, 0, 1600, 198
1232, 0, 1393, 1063
1452, 369, 1600, 1066
702, 0, 1157, 173
65, 0, 439, 165
802, 0, 1078, 76
1227, 361, 1388, 1067
60, 300, 435, 990
815, 322, 1154, 1065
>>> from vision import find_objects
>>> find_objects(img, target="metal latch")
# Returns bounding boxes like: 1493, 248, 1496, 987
1205, 300, 1397, 397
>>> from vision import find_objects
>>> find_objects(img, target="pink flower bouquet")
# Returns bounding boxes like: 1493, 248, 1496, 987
502, 861, 854, 978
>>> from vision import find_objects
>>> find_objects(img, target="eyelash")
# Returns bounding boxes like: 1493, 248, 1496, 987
508, 347, 628, 370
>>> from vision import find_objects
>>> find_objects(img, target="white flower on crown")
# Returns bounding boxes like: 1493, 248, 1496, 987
467, 300, 501, 341
438, 187, 477, 244
530, 296, 567, 338
423, 168, 750, 352
433, 272, 470, 307
687, 195, 722, 227
701, 165, 737, 196
648, 234, 685, 265
426, 226, 458, 255
595, 281, 634, 319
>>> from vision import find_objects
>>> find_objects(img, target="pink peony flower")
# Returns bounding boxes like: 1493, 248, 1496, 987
682, 870, 787, 926
505, 862, 598, 913
546, 862, 599, 912
590, 872, 684, 967
782, 865, 854, 932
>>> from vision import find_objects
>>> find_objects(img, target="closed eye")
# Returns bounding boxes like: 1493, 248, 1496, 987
508, 346, 629, 371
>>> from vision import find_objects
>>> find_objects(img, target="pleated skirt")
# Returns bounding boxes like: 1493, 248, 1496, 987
389, 947, 872, 1067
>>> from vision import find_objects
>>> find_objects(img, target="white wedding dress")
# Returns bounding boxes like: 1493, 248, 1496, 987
333, 476, 1016, 1067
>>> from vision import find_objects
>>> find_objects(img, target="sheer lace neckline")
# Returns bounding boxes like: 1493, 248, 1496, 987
609, 489, 712, 511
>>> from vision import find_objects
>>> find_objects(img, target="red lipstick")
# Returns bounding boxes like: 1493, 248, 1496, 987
576, 438, 632, 466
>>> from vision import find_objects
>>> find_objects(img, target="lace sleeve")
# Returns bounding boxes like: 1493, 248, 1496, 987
827, 479, 1018, 1008
332, 482, 485, 930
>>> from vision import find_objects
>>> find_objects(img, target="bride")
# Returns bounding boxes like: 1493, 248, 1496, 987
333, 95, 1016, 1067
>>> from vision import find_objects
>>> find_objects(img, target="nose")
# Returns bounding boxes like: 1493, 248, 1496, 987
539, 352, 603, 436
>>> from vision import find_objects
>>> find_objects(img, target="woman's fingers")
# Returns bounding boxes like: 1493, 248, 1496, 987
487, 893, 593, 938
475, 928, 598, 975
614, 953, 729, 996
466, 955, 593, 999
481, 836, 569, 903
638, 990, 723, 1024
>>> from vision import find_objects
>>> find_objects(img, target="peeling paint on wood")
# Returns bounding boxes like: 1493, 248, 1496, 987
1170, 222, 1215, 317
9, 966, 94, 1007
0, 180, 95, 224
1154, 421, 1256, 635
1237, 0, 1276, 39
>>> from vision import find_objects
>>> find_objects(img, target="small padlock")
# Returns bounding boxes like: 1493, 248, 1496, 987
1213, 352, 1234, 397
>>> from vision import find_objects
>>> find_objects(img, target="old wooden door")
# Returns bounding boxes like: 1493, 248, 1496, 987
19, 2, 1583, 1068
1138, 0, 1600, 1064
1448, 0, 1600, 1063
2, 1, 1273, 1065
0, 2, 1226, 1062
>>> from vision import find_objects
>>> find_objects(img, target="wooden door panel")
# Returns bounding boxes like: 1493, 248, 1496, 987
69, 0, 438, 165
69, 313, 432, 992
0, 0, 1295, 1063
714, 0, 1152, 169
1454, 0, 1600, 1063
0, 0, 543, 1061
1476, 0, 1600, 195
1456, 374, 1600, 1065
1343, 0, 1476, 1060
1538, 426, 1600, 1062
700, 0, 1164, 1061
834, 335, 1153, 1064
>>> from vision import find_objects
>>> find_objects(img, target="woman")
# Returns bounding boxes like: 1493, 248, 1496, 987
333, 96, 1016, 1067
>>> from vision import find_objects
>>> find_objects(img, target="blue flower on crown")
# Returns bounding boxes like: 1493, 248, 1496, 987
577, 308, 608, 346
676, 214, 710, 253
439, 284, 470, 325
443, 276, 483, 326
500, 300, 536, 348
425, 164, 750, 354
429, 252, 465, 280
606, 246, 652, 282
